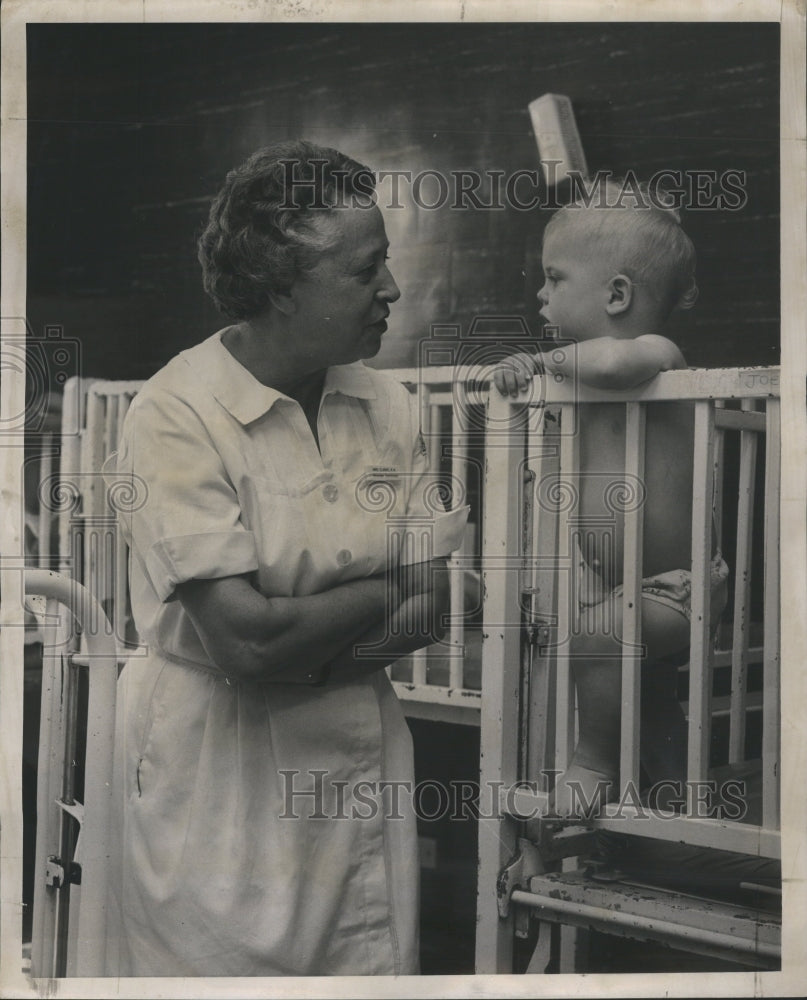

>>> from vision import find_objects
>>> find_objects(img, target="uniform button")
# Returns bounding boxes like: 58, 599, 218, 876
337, 549, 352, 566
322, 484, 339, 502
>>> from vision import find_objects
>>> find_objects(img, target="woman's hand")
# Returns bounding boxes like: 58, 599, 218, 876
322, 557, 450, 683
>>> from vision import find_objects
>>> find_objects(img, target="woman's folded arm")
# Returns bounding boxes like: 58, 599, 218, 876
176, 558, 446, 684
177, 572, 394, 683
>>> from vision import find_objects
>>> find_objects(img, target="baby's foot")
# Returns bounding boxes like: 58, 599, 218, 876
551, 761, 618, 818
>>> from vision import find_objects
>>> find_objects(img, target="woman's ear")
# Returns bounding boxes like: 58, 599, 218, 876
268, 287, 297, 316
605, 274, 634, 315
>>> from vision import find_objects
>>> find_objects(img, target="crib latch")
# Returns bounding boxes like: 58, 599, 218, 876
496, 837, 543, 920
526, 621, 553, 647
44, 855, 82, 889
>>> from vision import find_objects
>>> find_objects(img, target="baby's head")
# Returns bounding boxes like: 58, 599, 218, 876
538, 180, 698, 341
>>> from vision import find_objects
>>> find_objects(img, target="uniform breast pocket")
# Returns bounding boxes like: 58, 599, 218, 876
344, 469, 408, 575
240, 472, 326, 595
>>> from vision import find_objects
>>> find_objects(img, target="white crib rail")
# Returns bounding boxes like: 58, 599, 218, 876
761, 397, 780, 829
387, 368, 487, 720
727, 400, 760, 763
619, 401, 646, 792
477, 365, 781, 972
58, 378, 141, 657
686, 399, 716, 794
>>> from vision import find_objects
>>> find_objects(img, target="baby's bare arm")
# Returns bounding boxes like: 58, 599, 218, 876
546, 335, 686, 389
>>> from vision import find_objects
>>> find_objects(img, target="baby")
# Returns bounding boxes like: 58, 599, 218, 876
495, 183, 729, 816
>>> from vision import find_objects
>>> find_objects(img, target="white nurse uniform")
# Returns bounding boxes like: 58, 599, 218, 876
103, 330, 468, 976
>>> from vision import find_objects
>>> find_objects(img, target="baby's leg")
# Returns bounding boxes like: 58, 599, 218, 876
640, 651, 688, 789
552, 595, 690, 817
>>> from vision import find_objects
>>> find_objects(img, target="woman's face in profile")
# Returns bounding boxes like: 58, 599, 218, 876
287, 204, 401, 368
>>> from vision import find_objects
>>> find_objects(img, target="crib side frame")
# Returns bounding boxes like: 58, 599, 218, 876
475, 366, 781, 973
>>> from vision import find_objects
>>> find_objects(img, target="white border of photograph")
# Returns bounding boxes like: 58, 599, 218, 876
1, 1, 804, 997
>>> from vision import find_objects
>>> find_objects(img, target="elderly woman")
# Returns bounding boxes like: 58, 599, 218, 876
104, 141, 468, 976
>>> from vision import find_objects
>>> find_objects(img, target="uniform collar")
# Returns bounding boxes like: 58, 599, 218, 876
185, 330, 377, 425
322, 362, 377, 403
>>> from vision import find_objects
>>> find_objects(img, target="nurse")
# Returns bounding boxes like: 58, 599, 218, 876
105, 140, 468, 976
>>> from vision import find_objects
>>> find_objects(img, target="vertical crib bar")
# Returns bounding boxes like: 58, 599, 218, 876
712, 402, 726, 550
37, 436, 53, 567
619, 402, 646, 795
761, 398, 780, 829
555, 404, 579, 775
114, 521, 129, 646
728, 402, 759, 763
81, 389, 105, 520
449, 388, 468, 688
527, 411, 552, 601
113, 392, 133, 646
58, 378, 83, 578
74, 614, 119, 976
526, 410, 559, 787
117, 391, 133, 444
54, 653, 81, 976
87, 531, 100, 636
410, 388, 432, 686
82, 391, 108, 632
518, 429, 537, 782
477, 389, 524, 972
448, 526, 470, 689
103, 391, 117, 617
104, 521, 116, 634
103, 393, 119, 470
687, 402, 715, 799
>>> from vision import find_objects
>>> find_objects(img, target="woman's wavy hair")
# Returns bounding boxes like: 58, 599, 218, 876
198, 140, 376, 319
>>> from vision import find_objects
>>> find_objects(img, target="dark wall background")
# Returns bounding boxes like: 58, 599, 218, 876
27, 22, 779, 379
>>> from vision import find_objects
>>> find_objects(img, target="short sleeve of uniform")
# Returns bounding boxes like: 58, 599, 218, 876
400, 386, 469, 562
114, 389, 259, 602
